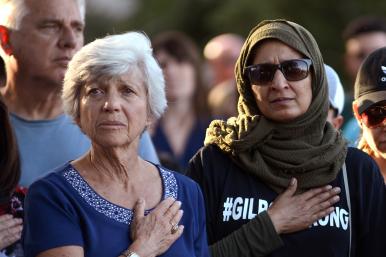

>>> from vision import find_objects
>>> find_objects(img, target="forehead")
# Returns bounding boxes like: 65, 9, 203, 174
23, 0, 82, 24
346, 32, 386, 54
87, 67, 146, 89
251, 39, 303, 63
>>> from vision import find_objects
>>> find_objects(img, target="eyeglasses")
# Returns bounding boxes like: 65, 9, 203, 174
361, 105, 386, 128
245, 59, 312, 85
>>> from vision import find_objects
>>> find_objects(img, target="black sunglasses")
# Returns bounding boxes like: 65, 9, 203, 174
361, 105, 386, 128
245, 59, 312, 85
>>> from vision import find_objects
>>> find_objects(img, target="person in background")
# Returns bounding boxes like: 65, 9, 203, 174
0, 96, 24, 257
353, 47, 386, 182
204, 33, 244, 118
24, 31, 210, 257
342, 16, 386, 145
187, 19, 386, 257
204, 33, 245, 86
0, 0, 159, 187
151, 31, 211, 172
325, 64, 345, 129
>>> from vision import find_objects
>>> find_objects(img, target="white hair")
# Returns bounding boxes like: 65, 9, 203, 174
0, 0, 86, 30
62, 31, 167, 120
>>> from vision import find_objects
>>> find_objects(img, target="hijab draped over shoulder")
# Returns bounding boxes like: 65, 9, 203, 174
205, 20, 347, 192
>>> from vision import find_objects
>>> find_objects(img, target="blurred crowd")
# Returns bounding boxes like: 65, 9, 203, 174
1, 0, 386, 257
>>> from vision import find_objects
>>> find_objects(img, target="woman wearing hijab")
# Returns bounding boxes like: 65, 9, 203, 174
187, 20, 386, 257
353, 47, 386, 181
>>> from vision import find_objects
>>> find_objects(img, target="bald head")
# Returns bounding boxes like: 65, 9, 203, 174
204, 33, 244, 86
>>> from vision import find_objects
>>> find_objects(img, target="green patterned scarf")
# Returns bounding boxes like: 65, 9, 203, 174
205, 20, 347, 192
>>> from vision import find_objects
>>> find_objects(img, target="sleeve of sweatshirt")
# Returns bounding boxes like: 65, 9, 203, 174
209, 210, 283, 257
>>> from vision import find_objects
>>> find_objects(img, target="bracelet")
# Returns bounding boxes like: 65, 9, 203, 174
121, 249, 141, 257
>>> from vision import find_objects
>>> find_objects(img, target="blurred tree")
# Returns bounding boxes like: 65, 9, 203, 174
85, 0, 386, 90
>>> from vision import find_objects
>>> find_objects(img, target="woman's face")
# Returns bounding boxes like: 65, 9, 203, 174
156, 50, 196, 102
77, 68, 149, 148
361, 121, 386, 158
250, 40, 312, 122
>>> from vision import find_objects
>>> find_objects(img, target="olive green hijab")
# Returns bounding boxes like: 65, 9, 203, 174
205, 20, 347, 192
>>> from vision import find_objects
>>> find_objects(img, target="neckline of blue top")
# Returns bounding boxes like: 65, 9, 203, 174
62, 163, 178, 224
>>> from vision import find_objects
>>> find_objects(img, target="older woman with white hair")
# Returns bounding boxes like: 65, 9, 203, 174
23, 32, 210, 257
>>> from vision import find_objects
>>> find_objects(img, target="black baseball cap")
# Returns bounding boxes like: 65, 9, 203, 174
354, 46, 386, 114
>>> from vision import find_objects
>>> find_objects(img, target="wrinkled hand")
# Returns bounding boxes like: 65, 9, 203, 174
128, 197, 184, 257
0, 214, 23, 250
268, 178, 340, 234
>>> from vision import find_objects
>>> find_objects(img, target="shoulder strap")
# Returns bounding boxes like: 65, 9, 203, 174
342, 163, 351, 257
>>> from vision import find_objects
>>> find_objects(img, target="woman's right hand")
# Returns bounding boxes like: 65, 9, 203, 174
0, 214, 23, 250
128, 197, 184, 257
267, 178, 340, 234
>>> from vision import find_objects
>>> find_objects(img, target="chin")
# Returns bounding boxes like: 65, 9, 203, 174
268, 112, 300, 123
93, 136, 131, 148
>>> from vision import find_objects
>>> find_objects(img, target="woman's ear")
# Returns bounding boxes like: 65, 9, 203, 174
0, 25, 13, 55
145, 113, 155, 130
352, 101, 362, 128
251, 84, 259, 98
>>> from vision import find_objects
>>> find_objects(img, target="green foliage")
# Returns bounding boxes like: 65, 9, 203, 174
85, 0, 386, 87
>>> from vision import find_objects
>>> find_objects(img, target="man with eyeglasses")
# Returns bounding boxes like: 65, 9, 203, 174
353, 47, 386, 181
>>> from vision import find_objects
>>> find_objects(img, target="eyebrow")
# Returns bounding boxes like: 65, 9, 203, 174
38, 18, 84, 28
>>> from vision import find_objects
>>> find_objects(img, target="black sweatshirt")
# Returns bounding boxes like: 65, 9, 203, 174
187, 145, 386, 257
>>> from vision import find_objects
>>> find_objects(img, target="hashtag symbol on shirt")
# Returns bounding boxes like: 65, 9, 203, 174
223, 197, 233, 222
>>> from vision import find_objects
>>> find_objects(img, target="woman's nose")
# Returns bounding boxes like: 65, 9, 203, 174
102, 94, 121, 112
270, 70, 289, 90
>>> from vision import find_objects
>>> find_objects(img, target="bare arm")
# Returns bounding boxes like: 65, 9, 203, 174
36, 245, 83, 257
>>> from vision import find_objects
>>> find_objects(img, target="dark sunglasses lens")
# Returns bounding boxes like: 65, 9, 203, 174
363, 106, 386, 127
249, 64, 275, 84
282, 60, 309, 81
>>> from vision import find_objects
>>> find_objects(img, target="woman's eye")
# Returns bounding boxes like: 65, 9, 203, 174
122, 87, 134, 95
87, 88, 103, 96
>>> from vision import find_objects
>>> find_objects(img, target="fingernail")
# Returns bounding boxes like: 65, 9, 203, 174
325, 185, 332, 190
290, 178, 296, 185
138, 198, 144, 204
333, 196, 340, 201
176, 201, 182, 207
333, 187, 341, 193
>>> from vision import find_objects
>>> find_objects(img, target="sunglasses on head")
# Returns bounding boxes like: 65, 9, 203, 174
245, 59, 312, 85
361, 105, 386, 128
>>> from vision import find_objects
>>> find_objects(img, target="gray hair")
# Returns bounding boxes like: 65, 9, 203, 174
62, 31, 167, 120
0, 0, 86, 30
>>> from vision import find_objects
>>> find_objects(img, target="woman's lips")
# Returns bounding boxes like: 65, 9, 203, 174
270, 97, 294, 103
98, 121, 126, 128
